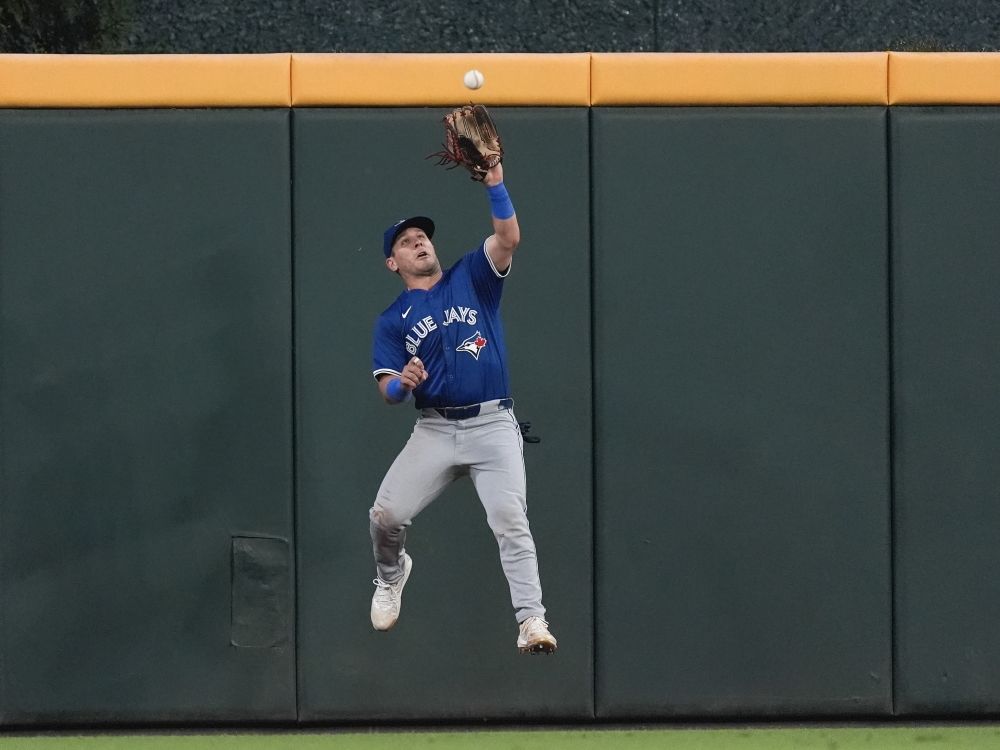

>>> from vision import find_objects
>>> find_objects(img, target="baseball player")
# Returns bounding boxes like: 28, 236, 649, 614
368, 160, 556, 655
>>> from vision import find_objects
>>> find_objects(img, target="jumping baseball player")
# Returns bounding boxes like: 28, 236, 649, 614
368, 107, 556, 654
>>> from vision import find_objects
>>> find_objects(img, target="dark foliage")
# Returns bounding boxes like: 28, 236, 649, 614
0, 0, 133, 53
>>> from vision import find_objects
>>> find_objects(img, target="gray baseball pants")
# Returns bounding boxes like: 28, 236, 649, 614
369, 400, 546, 623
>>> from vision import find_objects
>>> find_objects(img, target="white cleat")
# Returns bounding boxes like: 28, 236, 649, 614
370, 553, 412, 631
517, 616, 557, 655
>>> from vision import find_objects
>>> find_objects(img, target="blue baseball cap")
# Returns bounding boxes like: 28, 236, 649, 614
383, 216, 435, 258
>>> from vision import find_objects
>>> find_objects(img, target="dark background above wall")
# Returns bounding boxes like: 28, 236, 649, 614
1, 0, 997, 54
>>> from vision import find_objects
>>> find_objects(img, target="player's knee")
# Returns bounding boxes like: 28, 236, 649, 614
486, 503, 529, 536
370, 504, 407, 531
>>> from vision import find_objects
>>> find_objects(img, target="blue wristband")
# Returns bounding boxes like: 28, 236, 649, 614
385, 377, 413, 404
486, 182, 515, 220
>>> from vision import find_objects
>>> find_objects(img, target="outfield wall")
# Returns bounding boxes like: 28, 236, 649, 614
0, 52, 998, 724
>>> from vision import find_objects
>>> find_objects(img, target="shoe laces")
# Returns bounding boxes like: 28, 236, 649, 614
372, 577, 400, 610
520, 616, 549, 636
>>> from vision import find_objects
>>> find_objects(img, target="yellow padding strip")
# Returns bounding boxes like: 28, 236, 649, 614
292, 53, 591, 106
889, 52, 1000, 104
591, 52, 888, 105
8, 52, 1000, 107
0, 54, 291, 107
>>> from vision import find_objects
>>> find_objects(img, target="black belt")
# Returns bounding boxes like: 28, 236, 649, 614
434, 398, 513, 420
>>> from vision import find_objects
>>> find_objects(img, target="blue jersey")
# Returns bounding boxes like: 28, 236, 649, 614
372, 240, 511, 409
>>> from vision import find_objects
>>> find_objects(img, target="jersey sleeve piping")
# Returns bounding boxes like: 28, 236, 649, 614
373, 368, 402, 381
484, 237, 512, 278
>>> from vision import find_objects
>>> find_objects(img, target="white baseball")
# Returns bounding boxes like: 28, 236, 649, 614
463, 69, 485, 90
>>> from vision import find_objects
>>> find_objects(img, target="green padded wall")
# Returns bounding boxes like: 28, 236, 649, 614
891, 108, 1000, 715
5, 100, 998, 725
592, 108, 891, 717
294, 108, 593, 720
0, 110, 295, 724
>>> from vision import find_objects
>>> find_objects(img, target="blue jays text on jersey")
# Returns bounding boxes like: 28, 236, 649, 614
403, 305, 479, 354
372, 240, 511, 409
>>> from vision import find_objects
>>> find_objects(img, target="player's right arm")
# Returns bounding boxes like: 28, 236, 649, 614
377, 357, 428, 404
373, 308, 427, 405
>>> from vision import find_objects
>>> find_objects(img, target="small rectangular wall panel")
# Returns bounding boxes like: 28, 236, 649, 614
0, 110, 295, 724
891, 107, 1000, 715
294, 108, 593, 720
592, 107, 891, 717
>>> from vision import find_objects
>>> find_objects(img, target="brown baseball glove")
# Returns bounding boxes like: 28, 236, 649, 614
428, 104, 503, 182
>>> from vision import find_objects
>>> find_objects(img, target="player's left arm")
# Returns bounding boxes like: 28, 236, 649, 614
483, 163, 520, 274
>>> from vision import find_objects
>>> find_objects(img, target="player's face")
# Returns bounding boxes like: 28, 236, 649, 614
388, 227, 440, 278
